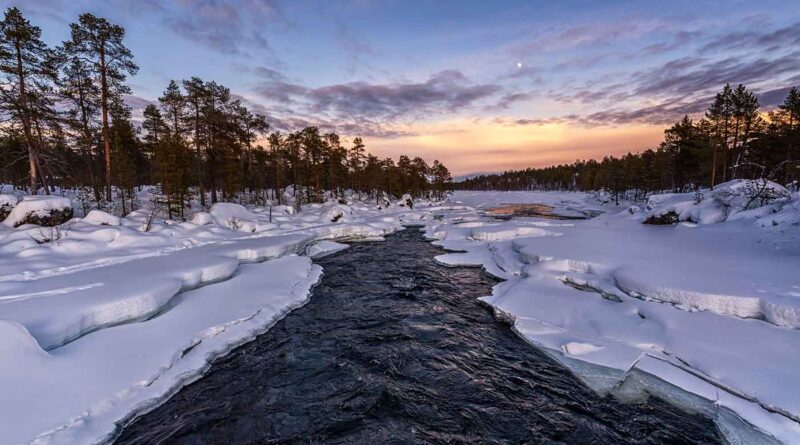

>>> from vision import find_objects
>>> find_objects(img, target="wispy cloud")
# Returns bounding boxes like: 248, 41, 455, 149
254, 69, 502, 121
164, 0, 285, 55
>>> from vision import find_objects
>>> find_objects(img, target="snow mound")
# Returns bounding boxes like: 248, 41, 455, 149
208, 203, 275, 232
82, 210, 120, 226
0, 320, 48, 359
190, 212, 215, 225
2, 195, 73, 227
397, 194, 413, 208
0, 193, 18, 207
319, 205, 351, 223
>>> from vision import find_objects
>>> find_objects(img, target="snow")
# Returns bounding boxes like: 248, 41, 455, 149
81, 210, 121, 226
0, 186, 798, 444
305, 240, 349, 259
645, 179, 793, 225
2, 195, 73, 227
0, 194, 18, 208
426, 189, 800, 444
0, 191, 416, 444
319, 204, 351, 223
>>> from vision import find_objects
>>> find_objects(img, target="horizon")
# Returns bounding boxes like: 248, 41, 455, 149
6, 0, 800, 175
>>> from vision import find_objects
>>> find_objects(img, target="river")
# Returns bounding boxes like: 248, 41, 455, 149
113, 228, 722, 444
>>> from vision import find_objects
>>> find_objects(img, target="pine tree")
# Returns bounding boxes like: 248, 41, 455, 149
64, 13, 138, 202
778, 87, 800, 183
0, 7, 58, 194
159, 80, 186, 137
59, 57, 101, 201
349, 137, 365, 191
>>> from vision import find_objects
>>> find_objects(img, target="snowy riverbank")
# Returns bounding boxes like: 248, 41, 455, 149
0, 193, 430, 444
1, 183, 799, 444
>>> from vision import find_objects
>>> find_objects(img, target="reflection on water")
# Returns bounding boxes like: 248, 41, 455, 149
114, 229, 721, 445
484, 203, 602, 220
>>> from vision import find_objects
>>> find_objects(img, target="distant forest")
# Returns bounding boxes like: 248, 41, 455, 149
0, 7, 453, 218
457, 84, 800, 201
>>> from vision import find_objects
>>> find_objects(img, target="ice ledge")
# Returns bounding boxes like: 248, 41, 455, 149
508, 316, 800, 445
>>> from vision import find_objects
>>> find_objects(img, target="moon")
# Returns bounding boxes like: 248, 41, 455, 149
516, 62, 523, 69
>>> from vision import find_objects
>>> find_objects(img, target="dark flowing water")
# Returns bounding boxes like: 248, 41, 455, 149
114, 229, 722, 444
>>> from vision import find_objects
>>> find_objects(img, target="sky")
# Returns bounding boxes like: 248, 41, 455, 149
6, 0, 800, 176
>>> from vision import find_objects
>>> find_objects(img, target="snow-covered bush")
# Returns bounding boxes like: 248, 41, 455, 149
712, 179, 789, 212
2, 196, 73, 228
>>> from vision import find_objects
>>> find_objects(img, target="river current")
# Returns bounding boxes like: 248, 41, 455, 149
114, 228, 722, 444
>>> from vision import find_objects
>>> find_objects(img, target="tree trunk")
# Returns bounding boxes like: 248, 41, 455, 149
99, 44, 113, 203
14, 40, 38, 194
193, 103, 205, 207
76, 72, 100, 202
33, 120, 51, 195
786, 113, 794, 185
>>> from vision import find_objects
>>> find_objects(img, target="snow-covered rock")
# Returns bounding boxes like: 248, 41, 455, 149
644, 180, 792, 225
208, 202, 277, 232
319, 204, 351, 223
2, 195, 73, 227
82, 209, 121, 226
397, 193, 413, 208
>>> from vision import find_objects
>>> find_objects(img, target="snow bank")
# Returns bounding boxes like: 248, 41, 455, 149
0, 256, 322, 445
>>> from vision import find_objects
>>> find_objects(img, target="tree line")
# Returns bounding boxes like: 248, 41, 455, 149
457, 84, 800, 203
0, 7, 452, 218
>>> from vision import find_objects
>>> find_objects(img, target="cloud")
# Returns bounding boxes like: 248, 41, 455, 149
251, 66, 288, 81
700, 21, 800, 54
580, 96, 711, 126
758, 87, 795, 108
511, 18, 666, 55
231, 93, 416, 138
491, 92, 534, 110
634, 30, 701, 57
164, 0, 285, 55
253, 69, 502, 121
308, 70, 501, 118
632, 52, 800, 97
336, 23, 374, 74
